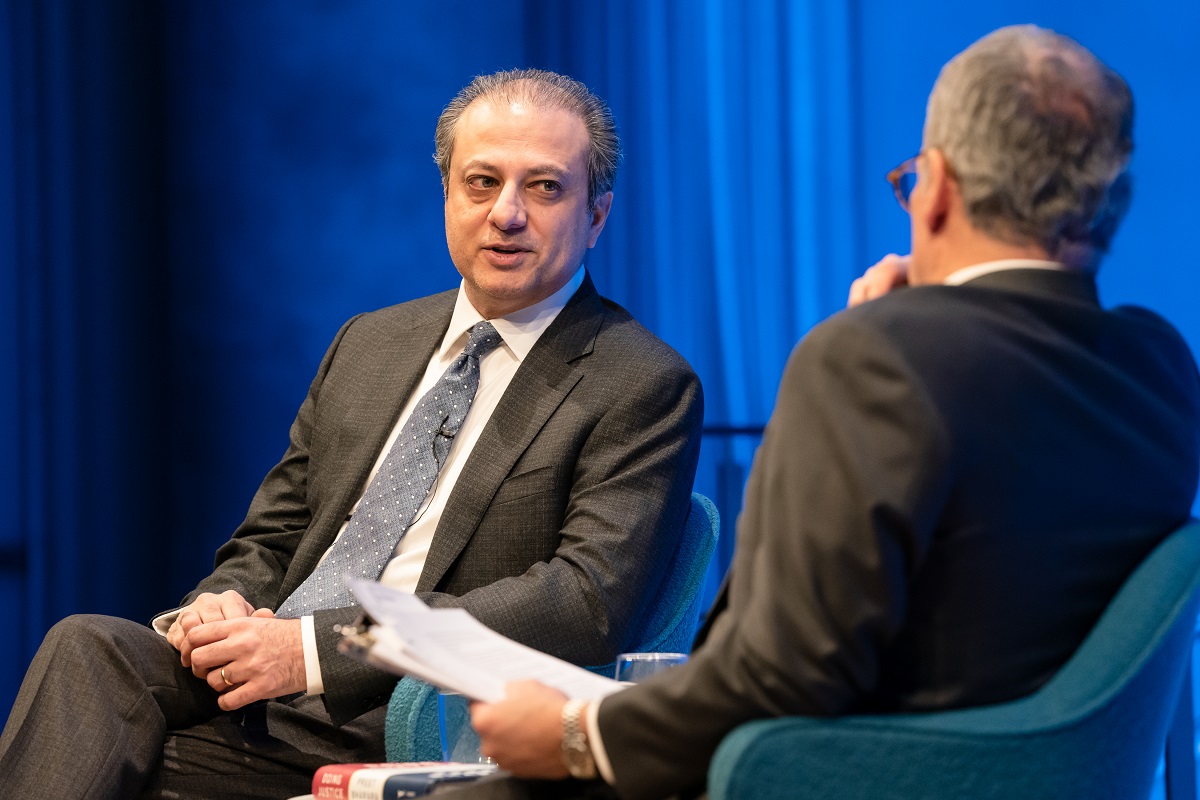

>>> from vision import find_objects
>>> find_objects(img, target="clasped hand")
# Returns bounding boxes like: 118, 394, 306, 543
165, 589, 305, 710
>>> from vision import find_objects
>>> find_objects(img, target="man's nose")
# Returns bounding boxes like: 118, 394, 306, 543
488, 182, 527, 230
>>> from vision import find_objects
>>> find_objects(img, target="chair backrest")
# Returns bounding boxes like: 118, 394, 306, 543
906, 518, 1200, 797
709, 519, 1200, 800
599, 491, 721, 662
1039, 519, 1200, 718
921, 518, 1200, 738
984, 517, 1200, 796
384, 491, 720, 761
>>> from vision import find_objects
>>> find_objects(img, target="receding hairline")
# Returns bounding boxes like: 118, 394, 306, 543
466, 76, 589, 112
445, 100, 594, 178
454, 92, 592, 131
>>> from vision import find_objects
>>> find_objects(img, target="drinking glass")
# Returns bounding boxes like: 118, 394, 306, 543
438, 691, 491, 763
614, 652, 688, 683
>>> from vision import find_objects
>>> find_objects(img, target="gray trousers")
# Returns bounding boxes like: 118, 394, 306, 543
0, 614, 386, 799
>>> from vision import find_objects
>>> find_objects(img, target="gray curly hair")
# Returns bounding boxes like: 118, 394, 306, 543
434, 68, 621, 212
923, 25, 1134, 265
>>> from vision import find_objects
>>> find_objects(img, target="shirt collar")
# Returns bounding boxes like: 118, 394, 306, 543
439, 267, 585, 363
943, 259, 1067, 286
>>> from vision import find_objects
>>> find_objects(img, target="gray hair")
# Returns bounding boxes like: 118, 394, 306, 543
434, 68, 622, 211
923, 25, 1134, 264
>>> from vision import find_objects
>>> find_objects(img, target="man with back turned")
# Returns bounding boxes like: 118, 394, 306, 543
465, 25, 1200, 800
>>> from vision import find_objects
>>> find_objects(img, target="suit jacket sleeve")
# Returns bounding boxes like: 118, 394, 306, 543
596, 313, 952, 800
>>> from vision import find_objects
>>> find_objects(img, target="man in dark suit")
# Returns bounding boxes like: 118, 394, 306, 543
464, 25, 1200, 800
0, 69, 702, 798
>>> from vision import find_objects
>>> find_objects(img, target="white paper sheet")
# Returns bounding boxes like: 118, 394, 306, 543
344, 579, 627, 703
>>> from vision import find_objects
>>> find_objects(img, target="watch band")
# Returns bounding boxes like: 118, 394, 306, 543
561, 699, 598, 779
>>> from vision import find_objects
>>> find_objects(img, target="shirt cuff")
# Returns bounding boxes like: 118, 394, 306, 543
301, 614, 324, 695
150, 611, 177, 636
586, 698, 616, 785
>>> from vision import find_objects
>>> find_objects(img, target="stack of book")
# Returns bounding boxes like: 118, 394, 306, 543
298, 761, 497, 799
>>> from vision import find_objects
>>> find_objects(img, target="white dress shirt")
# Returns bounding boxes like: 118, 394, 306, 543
942, 258, 1065, 285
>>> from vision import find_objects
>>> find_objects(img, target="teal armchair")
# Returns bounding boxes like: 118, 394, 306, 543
384, 492, 720, 761
709, 520, 1200, 800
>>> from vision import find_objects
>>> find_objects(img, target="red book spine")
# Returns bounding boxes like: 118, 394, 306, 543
312, 763, 374, 799
312, 763, 451, 798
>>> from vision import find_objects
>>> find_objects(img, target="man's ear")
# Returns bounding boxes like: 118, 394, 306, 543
587, 192, 613, 248
917, 149, 954, 235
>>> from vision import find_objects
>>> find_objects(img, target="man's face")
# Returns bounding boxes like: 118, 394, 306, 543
444, 99, 611, 319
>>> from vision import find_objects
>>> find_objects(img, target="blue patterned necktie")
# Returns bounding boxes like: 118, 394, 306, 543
276, 321, 503, 618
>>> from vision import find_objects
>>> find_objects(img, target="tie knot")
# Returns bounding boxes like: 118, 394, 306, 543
463, 321, 502, 359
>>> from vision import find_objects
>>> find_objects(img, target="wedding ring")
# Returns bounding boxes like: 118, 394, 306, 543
221, 667, 234, 687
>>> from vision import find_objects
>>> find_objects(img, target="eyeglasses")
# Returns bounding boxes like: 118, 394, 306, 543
886, 154, 920, 211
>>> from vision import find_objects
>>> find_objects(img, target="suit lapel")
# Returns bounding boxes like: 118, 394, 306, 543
417, 275, 607, 592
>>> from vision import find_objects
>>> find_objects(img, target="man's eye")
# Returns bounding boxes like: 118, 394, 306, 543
533, 180, 561, 193
467, 176, 497, 189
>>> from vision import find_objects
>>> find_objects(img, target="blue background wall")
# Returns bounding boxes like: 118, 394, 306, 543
3, 0, 1198, 730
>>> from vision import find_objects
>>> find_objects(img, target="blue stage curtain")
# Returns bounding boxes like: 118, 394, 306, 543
2, 1, 174, 685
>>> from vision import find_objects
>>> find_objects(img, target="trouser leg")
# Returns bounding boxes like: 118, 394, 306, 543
138, 694, 387, 799
0, 613, 220, 800
2, 614, 389, 800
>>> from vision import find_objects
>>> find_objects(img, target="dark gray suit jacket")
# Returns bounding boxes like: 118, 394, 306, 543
182, 274, 703, 725
597, 269, 1200, 800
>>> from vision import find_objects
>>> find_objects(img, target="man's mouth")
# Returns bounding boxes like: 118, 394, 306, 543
482, 244, 531, 267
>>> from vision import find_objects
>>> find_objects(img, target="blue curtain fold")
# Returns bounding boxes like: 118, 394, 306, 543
3, 1, 174, 689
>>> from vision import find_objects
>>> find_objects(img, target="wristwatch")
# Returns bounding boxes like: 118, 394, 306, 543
561, 699, 598, 779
